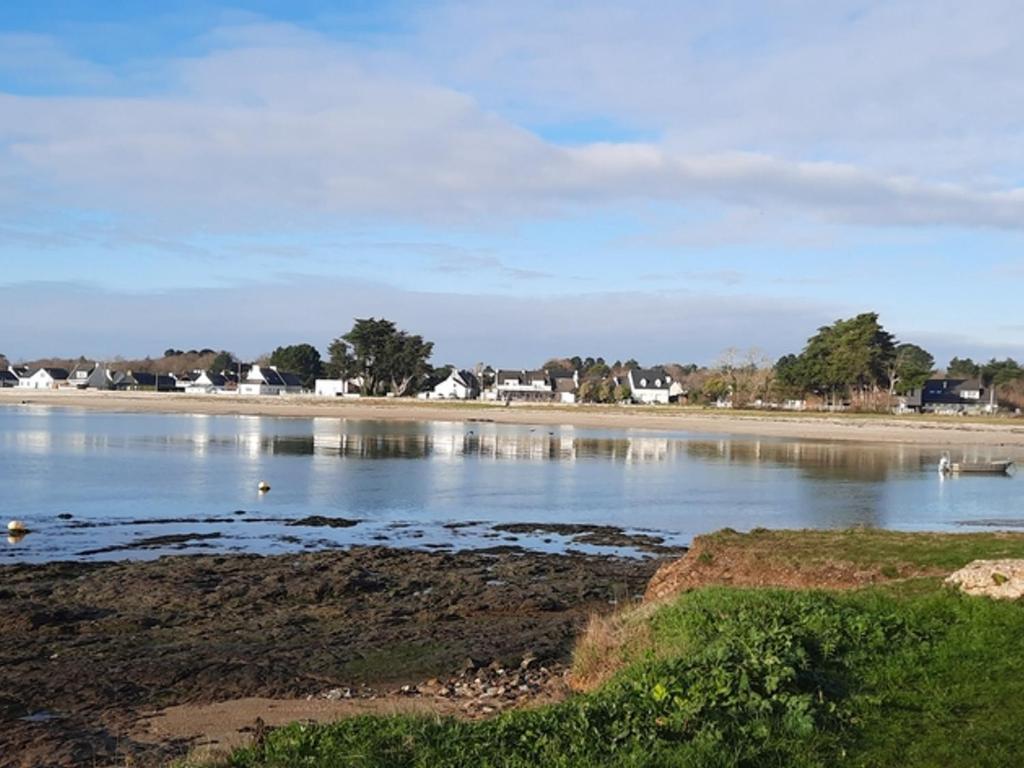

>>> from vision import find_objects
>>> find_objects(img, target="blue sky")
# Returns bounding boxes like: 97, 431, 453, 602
2, 1, 1023, 366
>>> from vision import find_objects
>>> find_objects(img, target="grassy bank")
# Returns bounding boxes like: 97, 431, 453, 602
186, 531, 1024, 767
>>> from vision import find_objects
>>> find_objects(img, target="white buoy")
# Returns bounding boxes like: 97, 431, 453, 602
7, 520, 27, 533
258, 480, 271, 493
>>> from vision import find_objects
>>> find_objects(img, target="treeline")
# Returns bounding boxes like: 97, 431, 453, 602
6, 311, 1023, 408
771, 312, 1023, 410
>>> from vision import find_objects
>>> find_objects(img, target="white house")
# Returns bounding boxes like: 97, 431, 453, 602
19, 367, 70, 389
185, 370, 229, 394
489, 369, 556, 402
314, 377, 364, 397
427, 369, 481, 400
239, 364, 304, 396
627, 367, 673, 405
553, 373, 579, 404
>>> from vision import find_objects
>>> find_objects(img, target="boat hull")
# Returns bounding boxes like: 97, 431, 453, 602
949, 461, 1014, 475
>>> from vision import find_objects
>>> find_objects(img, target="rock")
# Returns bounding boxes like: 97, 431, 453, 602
946, 559, 1024, 600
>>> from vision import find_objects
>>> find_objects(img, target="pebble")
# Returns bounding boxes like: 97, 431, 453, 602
309, 653, 565, 718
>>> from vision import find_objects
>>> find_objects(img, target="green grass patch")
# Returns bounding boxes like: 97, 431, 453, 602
193, 583, 1024, 768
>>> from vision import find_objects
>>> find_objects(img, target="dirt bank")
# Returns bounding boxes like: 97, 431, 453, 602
644, 527, 1024, 601
0, 546, 664, 768
5, 388, 1024, 446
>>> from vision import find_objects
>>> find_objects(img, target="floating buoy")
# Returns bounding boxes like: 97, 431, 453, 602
258, 481, 271, 493
7, 520, 27, 533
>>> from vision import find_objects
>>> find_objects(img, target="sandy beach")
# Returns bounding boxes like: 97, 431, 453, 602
3, 388, 1024, 446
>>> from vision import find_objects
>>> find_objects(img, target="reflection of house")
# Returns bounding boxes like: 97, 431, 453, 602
240, 365, 304, 396
427, 369, 481, 400
113, 371, 177, 391
19, 367, 70, 389
628, 367, 673, 404
902, 378, 993, 414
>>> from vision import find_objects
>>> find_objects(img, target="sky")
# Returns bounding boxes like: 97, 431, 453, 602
1, 0, 1023, 367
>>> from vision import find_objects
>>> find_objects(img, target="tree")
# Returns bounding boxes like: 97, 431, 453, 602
981, 358, 1023, 407
888, 343, 935, 395
789, 313, 896, 407
330, 318, 434, 396
713, 347, 772, 407
210, 350, 236, 374
773, 353, 806, 399
948, 357, 980, 378
269, 343, 323, 389
384, 332, 434, 396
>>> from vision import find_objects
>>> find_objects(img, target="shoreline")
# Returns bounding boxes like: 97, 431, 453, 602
3, 388, 1024, 446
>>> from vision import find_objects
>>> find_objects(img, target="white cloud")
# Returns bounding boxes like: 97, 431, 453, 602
3, 20, 1024, 236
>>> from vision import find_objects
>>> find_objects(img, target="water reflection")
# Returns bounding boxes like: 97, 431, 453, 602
2, 407, 1023, 565
685, 440, 914, 481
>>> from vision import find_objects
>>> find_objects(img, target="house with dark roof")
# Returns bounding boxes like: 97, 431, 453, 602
84, 365, 115, 390
0, 368, 18, 388
901, 378, 994, 414
239, 364, 304, 395
19, 367, 70, 389
67, 362, 96, 388
112, 370, 177, 391
426, 369, 481, 400
627, 367, 674, 405
487, 369, 577, 403
184, 370, 229, 394
552, 373, 579, 404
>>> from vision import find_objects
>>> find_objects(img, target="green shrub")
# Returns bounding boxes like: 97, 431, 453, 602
216, 588, 1024, 768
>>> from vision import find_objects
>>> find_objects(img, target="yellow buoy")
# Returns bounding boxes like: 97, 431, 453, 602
7, 520, 27, 533
258, 481, 271, 493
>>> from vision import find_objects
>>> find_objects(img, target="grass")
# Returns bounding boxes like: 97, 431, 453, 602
700, 527, 1024, 571
183, 531, 1024, 768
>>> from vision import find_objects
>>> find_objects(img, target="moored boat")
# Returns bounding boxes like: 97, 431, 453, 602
939, 455, 1014, 475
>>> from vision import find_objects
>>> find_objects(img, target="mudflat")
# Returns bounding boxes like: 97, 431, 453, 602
0, 546, 665, 768
4, 389, 1024, 445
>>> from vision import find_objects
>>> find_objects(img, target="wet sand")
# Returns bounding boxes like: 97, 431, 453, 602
0, 546, 665, 767
4, 389, 1024, 446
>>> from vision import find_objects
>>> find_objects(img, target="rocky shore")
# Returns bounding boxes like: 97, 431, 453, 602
0, 545, 670, 767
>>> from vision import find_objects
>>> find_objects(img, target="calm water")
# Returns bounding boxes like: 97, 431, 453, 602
2, 406, 1022, 563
